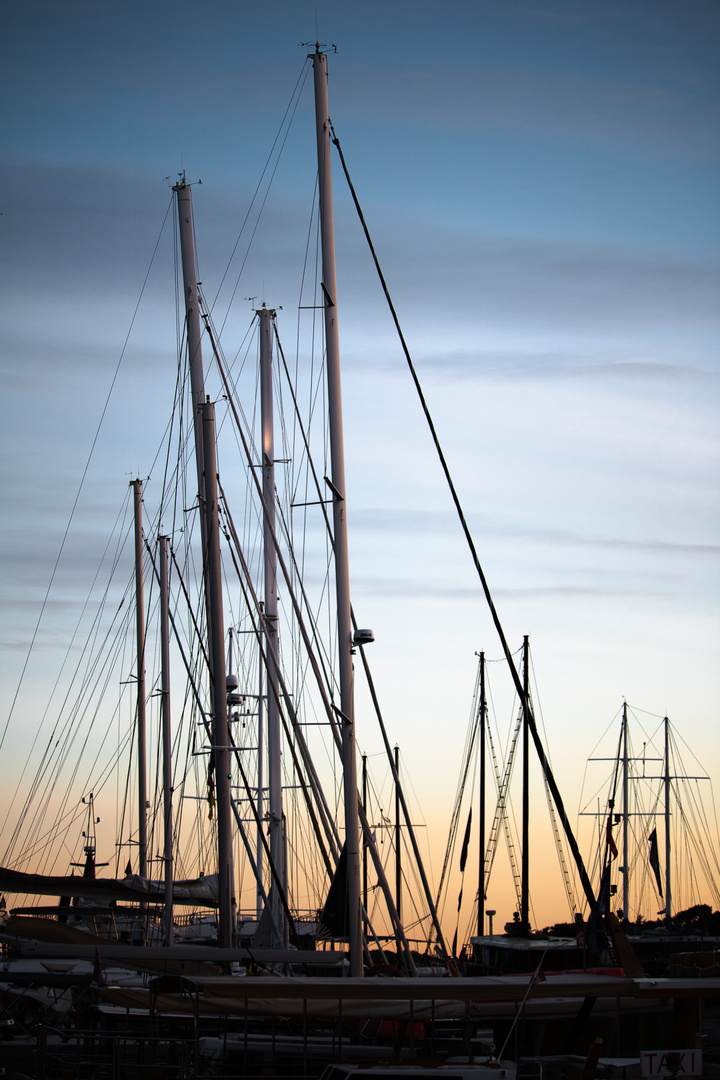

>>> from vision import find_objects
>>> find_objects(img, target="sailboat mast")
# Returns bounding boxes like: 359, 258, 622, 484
259, 304, 285, 946
173, 179, 235, 946
478, 651, 486, 938
521, 635, 529, 932
622, 701, 629, 925
257, 608, 265, 921
202, 400, 236, 948
311, 47, 363, 976
362, 753, 368, 939
131, 479, 147, 881
173, 179, 208, 502
395, 745, 402, 929
664, 715, 671, 925
159, 534, 174, 946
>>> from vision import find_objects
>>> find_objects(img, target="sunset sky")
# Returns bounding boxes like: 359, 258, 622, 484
2, 1, 719, 934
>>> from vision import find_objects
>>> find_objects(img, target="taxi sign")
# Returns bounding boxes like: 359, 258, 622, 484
641, 1050, 702, 1077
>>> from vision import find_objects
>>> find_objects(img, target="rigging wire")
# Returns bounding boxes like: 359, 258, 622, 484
434, 657, 483, 932
210, 59, 312, 335
4, 206, 219, 888
576, 705, 720, 920
528, 649, 580, 920
1, 195, 175, 756
1, 492, 134, 861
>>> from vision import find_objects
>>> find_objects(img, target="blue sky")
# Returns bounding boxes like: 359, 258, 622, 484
1, 0, 719, 929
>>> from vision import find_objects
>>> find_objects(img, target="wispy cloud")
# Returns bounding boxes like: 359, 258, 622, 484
351, 507, 720, 556
342, 62, 719, 161
350, 576, 687, 602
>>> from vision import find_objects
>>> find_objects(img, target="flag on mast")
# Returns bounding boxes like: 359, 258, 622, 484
648, 828, 663, 897
605, 813, 618, 860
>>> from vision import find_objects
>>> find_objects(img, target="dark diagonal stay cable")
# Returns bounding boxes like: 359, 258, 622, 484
330, 123, 596, 911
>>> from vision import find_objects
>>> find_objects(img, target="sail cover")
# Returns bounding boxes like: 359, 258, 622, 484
0, 866, 218, 906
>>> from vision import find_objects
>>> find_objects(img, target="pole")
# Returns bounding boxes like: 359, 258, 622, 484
664, 716, 671, 926
311, 46, 362, 976
622, 702, 629, 926
259, 304, 285, 947
521, 635, 529, 933
172, 179, 207, 504
257, 605, 265, 922
395, 745, 402, 945
478, 652, 486, 938
202, 400, 236, 948
131, 479, 147, 882
362, 754, 368, 940
159, 536, 174, 945
173, 180, 236, 944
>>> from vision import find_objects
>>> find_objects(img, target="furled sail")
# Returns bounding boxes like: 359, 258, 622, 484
0, 867, 218, 906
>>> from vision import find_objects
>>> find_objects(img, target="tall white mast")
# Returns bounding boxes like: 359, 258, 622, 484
259, 304, 285, 946
311, 47, 363, 976
173, 178, 208, 502
172, 178, 235, 947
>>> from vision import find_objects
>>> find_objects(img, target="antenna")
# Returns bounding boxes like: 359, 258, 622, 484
300, 39, 337, 54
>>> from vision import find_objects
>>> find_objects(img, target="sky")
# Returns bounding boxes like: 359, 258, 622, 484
1, 0, 719, 937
